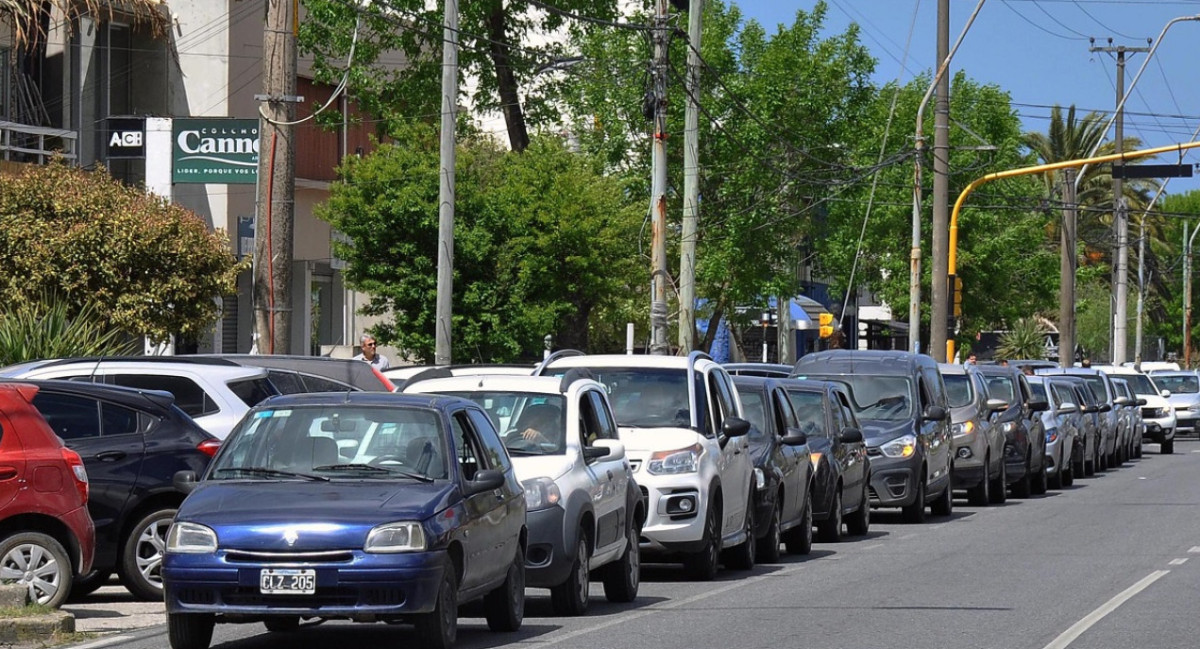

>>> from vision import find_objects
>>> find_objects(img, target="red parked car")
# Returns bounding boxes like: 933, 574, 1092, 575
0, 384, 94, 607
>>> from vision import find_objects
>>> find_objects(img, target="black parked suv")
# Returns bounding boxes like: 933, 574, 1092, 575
8, 380, 219, 600
792, 351, 953, 523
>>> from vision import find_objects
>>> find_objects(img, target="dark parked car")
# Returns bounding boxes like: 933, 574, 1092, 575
1035, 369, 1118, 471
939, 364, 1006, 506
9, 380, 220, 600
1028, 376, 1082, 489
780, 380, 871, 543
163, 393, 527, 649
0, 383, 94, 608
792, 351, 953, 523
1039, 375, 1104, 477
190, 354, 396, 392
732, 376, 816, 559
976, 365, 1050, 498
723, 363, 794, 379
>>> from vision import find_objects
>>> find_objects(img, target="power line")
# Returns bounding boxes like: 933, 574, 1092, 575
1001, 0, 1090, 40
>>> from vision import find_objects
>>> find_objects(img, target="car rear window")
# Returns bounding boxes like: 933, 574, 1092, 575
228, 377, 279, 407
111, 375, 219, 418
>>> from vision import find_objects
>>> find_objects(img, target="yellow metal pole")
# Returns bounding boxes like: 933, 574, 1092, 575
947, 140, 1200, 361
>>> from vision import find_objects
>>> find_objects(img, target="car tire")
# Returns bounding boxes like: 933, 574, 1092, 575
0, 532, 73, 608
416, 559, 458, 649
1162, 438, 1174, 455
69, 570, 112, 600
989, 460, 1007, 504
930, 479, 953, 517
723, 497, 755, 571
816, 490, 842, 542
1011, 456, 1032, 499
901, 478, 926, 524
119, 508, 175, 601
683, 503, 720, 581
550, 534, 590, 616
783, 492, 813, 555
1031, 456, 1048, 496
484, 545, 525, 632
167, 613, 214, 649
602, 516, 640, 603
1135, 441, 1143, 458
756, 503, 782, 563
263, 616, 300, 632
967, 457, 990, 507
846, 485, 870, 536
1048, 463, 1063, 490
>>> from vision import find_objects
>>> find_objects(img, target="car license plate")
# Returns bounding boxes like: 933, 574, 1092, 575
259, 569, 316, 595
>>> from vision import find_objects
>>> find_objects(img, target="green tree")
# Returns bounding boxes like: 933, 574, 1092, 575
997, 317, 1047, 361
0, 162, 243, 344
318, 129, 642, 362
0, 298, 138, 365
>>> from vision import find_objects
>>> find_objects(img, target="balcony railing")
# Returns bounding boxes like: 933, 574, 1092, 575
0, 120, 77, 164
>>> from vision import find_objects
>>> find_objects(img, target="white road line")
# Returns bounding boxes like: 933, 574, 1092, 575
1169, 558, 1188, 566
1188, 546, 1200, 554
863, 543, 884, 550
68, 635, 134, 649
898, 534, 917, 540
1041, 570, 1169, 649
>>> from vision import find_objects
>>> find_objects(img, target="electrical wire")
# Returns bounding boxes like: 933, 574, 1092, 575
1072, 0, 1143, 39
1001, 0, 1090, 40
260, 14, 362, 126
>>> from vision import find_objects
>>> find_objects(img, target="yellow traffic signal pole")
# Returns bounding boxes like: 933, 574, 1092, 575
947, 140, 1200, 361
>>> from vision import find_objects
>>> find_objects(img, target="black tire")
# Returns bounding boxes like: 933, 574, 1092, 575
1011, 456, 1032, 499
756, 502, 782, 563
967, 455, 990, 506
263, 616, 300, 633
416, 559, 458, 649
930, 480, 953, 517
723, 497, 755, 571
816, 490, 843, 542
602, 516, 640, 603
1135, 441, 1143, 458
901, 478, 926, 524
1048, 463, 1063, 490
783, 492, 813, 555
0, 532, 73, 608
484, 545, 525, 632
1063, 460, 1075, 487
683, 503, 720, 581
550, 535, 590, 616
845, 485, 870, 536
69, 570, 112, 600
119, 508, 176, 601
1162, 438, 1175, 455
989, 460, 1007, 504
1031, 456, 1048, 496
167, 613, 214, 649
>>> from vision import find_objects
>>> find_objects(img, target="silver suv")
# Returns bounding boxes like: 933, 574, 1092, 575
403, 370, 643, 614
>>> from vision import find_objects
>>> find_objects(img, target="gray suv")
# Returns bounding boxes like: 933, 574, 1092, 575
940, 364, 1007, 506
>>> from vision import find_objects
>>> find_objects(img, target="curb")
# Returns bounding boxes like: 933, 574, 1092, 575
0, 610, 74, 643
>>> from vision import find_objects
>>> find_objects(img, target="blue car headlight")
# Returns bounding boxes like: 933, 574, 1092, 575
166, 522, 218, 554
365, 522, 427, 553
1045, 427, 1058, 444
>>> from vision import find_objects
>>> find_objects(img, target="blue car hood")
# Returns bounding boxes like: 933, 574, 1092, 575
178, 481, 459, 551
860, 419, 914, 447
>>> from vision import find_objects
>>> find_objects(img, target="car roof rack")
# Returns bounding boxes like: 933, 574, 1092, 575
534, 349, 585, 376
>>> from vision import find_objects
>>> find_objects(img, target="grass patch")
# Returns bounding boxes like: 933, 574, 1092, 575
16, 630, 97, 648
0, 604, 56, 618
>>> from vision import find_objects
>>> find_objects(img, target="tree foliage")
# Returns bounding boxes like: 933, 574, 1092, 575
0, 297, 138, 365
997, 317, 1047, 361
0, 162, 243, 343
318, 129, 642, 362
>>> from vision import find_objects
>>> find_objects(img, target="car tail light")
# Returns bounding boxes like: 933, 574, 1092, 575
197, 439, 221, 457
62, 448, 89, 504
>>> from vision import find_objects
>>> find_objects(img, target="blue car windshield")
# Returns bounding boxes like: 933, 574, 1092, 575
440, 392, 568, 456
211, 405, 449, 480
793, 374, 913, 422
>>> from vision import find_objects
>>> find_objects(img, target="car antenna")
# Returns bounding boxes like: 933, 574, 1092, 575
88, 356, 103, 384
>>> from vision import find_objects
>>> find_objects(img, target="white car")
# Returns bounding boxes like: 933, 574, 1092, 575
538, 352, 755, 580
403, 371, 643, 614
1095, 365, 1176, 455
0, 358, 278, 439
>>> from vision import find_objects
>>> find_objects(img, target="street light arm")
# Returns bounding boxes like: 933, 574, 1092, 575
914, 0, 988, 142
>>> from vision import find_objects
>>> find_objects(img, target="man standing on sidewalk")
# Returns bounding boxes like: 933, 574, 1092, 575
353, 334, 391, 370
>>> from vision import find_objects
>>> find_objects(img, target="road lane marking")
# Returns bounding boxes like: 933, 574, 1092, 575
1041, 570, 1169, 649
1169, 558, 1188, 566
1189, 546, 1200, 554
898, 534, 917, 540
864, 543, 884, 550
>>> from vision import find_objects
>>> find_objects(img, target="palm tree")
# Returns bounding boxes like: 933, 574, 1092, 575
0, 0, 166, 49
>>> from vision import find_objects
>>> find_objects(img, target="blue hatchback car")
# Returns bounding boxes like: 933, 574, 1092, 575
162, 393, 527, 649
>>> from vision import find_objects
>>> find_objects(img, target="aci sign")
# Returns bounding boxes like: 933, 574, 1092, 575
172, 118, 259, 184
105, 117, 145, 159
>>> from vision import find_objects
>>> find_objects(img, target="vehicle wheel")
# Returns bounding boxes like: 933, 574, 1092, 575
1162, 438, 1175, 455
723, 498, 755, 570
989, 460, 1007, 504
1062, 461, 1075, 487
846, 485, 871, 535
1031, 456, 1048, 496
756, 503, 782, 563
0, 532, 73, 608
550, 534, 590, 616
167, 613, 214, 649
416, 559, 458, 649
1011, 456, 1032, 499
816, 489, 843, 542
119, 508, 175, 601
967, 457, 990, 507
682, 503, 720, 581
263, 616, 300, 632
1048, 464, 1063, 490
930, 478, 953, 517
484, 545, 525, 632
782, 491, 813, 555
1135, 441, 1143, 458
901, 478, 926, 524
69, 570, 112, 600
602, 516, 640, 603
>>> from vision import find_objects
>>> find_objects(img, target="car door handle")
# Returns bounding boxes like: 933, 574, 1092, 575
606, 471, 614, 480
0, 467, 17, 480
94, 451, 127, 462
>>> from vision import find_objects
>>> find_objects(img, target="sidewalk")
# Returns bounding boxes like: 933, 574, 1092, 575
61, 584, 164, 636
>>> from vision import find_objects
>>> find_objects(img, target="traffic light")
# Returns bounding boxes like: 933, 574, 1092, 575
951, 275, 963, 317
818, 312, 835, 338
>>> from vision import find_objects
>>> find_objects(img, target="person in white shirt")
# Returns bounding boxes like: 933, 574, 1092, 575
353, 334, 391, 370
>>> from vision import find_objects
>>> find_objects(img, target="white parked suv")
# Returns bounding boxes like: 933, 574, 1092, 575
402, 369, 644, 614
0, 358, 278, 439
538, 352, 755, 580
1096, 365, 1176, 454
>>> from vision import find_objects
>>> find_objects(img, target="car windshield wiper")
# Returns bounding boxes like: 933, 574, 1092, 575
214, 467, 329, 481
313, 463, 435, 483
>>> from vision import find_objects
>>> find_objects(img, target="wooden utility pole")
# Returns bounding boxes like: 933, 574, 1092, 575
254, 0, 299, 354
1060, 169, 1078, 368
930, 0, 951, 361
679, 0, 703, 354
434, 0, 459, 365
648, 0, 670, 355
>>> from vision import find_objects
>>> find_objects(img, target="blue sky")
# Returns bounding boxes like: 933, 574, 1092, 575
734, 0, 1200, 195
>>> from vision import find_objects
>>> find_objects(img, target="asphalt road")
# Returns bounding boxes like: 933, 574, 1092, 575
66, 439, 1200, 649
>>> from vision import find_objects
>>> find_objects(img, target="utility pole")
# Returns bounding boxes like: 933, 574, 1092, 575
1185, 222, 1191, 367
254, 0, 299, 354
1060, 168, 1078, 368
649, 0, 670, 355
679, 0, 703, 354
930, 0, 951, 361
435, 0, 459, 365
1135, 214, 1146, 362
1090, 40, 1149, 364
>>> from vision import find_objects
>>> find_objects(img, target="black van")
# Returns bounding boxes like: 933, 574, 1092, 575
792, 350, 953, 523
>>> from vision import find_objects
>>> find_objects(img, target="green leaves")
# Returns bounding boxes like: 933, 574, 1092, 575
0, 296, 139, 366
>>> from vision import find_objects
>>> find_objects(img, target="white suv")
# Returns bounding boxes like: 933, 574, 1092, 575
403, 370, 643, 614
0, 358, 278, 439
1096, 365, 1176, 455
539, 352, 755, 580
